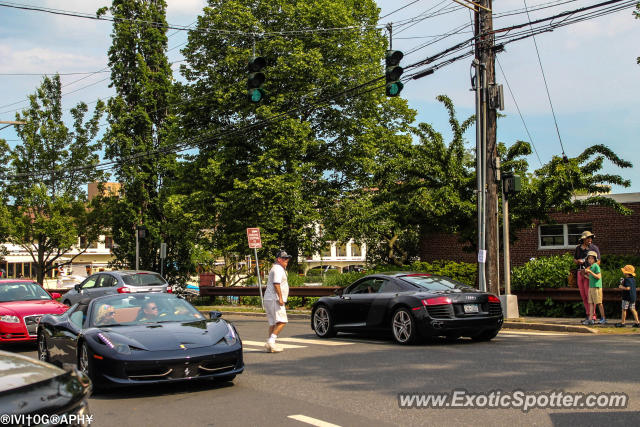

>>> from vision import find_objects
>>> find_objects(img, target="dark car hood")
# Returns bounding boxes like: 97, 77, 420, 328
92, 320, 230, 351
0, 350, 66, 392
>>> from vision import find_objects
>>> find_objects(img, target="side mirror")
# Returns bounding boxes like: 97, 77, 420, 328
209, 311, 222, 320
74, 284, 81, 292
50, 292, 61, 299
334, 288, 344, 296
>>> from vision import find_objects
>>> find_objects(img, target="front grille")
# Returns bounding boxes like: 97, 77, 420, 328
125, 366, 173, 380
199, 362, 235, 373
23, 314, 43, 336
0, 332, 29, 339
426, 305, 454, 319
488, 302, 503, 316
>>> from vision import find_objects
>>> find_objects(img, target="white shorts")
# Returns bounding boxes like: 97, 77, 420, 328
264, 299, 288, 325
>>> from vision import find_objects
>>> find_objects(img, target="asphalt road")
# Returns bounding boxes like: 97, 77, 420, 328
5, 315, 640, 427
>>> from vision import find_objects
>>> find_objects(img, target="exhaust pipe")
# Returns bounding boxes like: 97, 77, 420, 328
431, 320, 444, 329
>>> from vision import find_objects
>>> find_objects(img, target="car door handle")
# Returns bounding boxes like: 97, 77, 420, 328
343, 296, 351, 300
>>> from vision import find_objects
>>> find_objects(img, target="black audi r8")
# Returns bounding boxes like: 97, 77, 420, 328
311, 272, 503, 344
36, 293, 243, 389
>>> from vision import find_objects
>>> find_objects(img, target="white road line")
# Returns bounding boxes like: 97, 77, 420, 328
288, 415, 342, 427
242, 340, 307, 349
278, 337, 353, 346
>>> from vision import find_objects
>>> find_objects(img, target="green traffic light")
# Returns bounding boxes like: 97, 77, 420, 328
385, 81, 403, 97
248, 88, 265, 103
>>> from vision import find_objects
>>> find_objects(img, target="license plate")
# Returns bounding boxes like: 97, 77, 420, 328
463, 304, 479, 313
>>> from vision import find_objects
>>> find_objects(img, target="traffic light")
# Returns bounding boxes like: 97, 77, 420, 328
503, 174, 522, 196
385, 50, 404, 97
247, 56, 266, 103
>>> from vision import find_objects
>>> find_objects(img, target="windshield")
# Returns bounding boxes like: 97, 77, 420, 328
121, 272, 167, 287
90, 294, 203, 327
399, 275, 472, 292
0, 283, 53, 302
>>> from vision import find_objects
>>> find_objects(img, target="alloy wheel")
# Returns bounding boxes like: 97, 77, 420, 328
314, 307, 330, 336
392, 309, 413, 343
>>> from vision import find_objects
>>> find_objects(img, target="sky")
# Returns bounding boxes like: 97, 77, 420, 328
0, 0, 638, 192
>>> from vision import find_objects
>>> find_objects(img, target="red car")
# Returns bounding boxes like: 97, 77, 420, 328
0, 280, 68, 343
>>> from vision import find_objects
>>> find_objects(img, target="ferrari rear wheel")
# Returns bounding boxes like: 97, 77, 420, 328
37, 333, 49, 362
391, 308, 417, 345
313, 305, 336, 338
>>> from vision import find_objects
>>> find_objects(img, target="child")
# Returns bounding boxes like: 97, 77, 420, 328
582, 251, 605, 325
615, 265, 639, 328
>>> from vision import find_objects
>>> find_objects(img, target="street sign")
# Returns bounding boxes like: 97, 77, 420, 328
160, 242, 167, 259
247, 228, 262, 249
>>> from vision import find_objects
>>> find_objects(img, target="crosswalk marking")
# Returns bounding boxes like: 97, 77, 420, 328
278, 337, 353, 346
288, 415, 342, 427
242, 340, 307, 349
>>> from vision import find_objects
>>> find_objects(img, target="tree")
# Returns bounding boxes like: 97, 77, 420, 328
99, 0, 193, 286
324, 95, 473, 265
178, 0, 415, 270
325, 94, 633, 268
0, 75, 105, 285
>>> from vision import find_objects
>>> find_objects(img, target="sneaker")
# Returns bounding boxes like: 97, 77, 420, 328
270, 343, 283, 353
599, 318, 606, 325
615, 323, 626, 328
582, 319, 594, 326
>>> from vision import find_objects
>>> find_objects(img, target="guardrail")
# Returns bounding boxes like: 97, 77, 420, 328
199, 286, 341, 297
199, 286, 624, 303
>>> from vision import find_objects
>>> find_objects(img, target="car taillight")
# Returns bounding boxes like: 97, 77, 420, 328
488, 295, 500, 303
422, 296, 452, 306
167, 287, 172, 293
117, 287, 131, 293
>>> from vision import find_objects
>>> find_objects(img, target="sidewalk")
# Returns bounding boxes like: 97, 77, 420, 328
203, 306, 636, 334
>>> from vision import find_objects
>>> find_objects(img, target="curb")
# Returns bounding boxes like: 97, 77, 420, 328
502, 321, 597, 334
213, 310, 597, 334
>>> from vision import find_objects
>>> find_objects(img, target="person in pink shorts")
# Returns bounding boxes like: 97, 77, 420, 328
573, 231, 600, 322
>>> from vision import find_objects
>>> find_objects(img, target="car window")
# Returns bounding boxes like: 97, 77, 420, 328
69, 311, 84, 328
121, 272, 167, 287
99, 275, 115, 288
68, 304, 89, 329
380, 280, 408, 293
81, 276, 99, 289
399, 275, 472, 291
347, 278, 384, 294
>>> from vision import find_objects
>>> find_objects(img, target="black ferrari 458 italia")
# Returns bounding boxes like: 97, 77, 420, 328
37, 293, 243, 389
311, 272, 503, 344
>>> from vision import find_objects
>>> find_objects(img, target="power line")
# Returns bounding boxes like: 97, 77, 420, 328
496, 57, 543, 167
522, 0, 565, 156
380, 0, 425, 19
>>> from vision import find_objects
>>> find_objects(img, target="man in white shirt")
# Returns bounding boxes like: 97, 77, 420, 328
263, 250, 292, 353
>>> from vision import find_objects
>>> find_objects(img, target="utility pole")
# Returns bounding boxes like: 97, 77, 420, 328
475, 0, 500, 295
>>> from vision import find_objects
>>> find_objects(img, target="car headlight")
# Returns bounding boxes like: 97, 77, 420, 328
224, 322, 238, 345
97, 333, 132, 354
0, 315, 20, 323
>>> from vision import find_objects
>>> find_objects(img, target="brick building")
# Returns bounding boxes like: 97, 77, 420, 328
420, 193, 640, 267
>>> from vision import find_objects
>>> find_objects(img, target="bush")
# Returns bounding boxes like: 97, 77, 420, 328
518, 298, 619, 318
511, 253, 574, 290
323, 271, 367, 287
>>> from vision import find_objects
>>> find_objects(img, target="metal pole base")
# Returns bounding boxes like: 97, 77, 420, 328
499, 294, 520, 320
